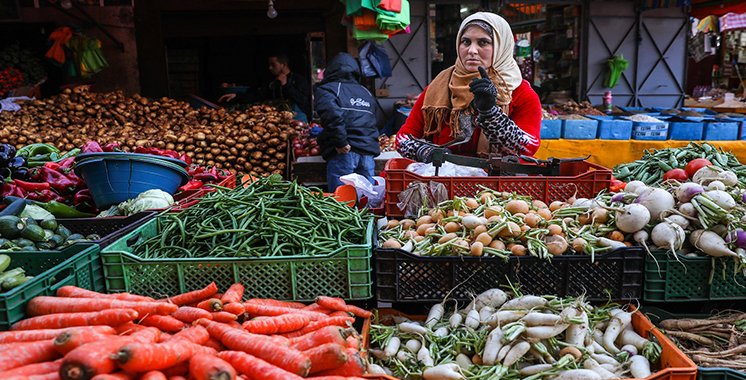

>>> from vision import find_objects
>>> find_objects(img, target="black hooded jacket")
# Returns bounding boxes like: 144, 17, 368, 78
314, 53, 380, 161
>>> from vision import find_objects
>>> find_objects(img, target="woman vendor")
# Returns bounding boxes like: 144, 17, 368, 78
396, 12, 541, 163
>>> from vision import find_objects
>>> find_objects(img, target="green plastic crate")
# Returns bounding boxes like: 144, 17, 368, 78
101, 217, 374, 301
0, 244, 104, 330
644, 250, 746, 302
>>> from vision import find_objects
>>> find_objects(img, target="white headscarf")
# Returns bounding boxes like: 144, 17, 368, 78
458, 12, 523, 94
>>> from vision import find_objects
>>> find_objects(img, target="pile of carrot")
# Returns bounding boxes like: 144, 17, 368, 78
0, 282, 373, 380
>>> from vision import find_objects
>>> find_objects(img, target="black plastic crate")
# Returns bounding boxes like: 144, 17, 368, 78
375, 246, 645, 303
55, 211, 158, 248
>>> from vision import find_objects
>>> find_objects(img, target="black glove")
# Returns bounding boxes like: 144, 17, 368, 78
469, 66, 498, 113
416, 144, 451, 163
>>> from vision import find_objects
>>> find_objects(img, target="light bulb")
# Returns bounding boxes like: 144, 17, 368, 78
60, 0, 73, 9
267, 0, 278, 18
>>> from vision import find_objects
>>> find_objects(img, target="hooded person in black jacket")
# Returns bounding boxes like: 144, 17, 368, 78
315, 52, 380, 191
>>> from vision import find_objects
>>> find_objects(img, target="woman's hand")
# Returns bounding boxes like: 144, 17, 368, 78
469, 66, 497, 113
218, 93, 237, 102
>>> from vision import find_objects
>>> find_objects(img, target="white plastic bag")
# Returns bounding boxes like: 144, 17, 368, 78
340, 173, 384, 208
405, 161, 487, 177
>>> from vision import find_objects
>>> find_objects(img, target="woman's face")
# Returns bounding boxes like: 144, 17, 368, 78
458, 25, 494, 72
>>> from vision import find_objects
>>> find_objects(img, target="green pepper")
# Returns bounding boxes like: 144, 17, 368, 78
27, 152, 62, 167
39, 201, 95, 218
16, 143, 60, 159
58, 148, 80, 160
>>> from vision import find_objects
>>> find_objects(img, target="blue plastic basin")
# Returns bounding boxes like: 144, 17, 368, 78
74, 156, 189, 209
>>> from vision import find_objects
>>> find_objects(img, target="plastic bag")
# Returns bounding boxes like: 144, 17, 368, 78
0, 96, 34, 113
340, 173, 384, 208
405, 161, 488, 177
359, 41, 392, 78
396, 181, 448, 218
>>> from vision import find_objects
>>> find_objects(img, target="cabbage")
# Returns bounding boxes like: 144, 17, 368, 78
119, 189, 174, 215
20, 204, 55, 220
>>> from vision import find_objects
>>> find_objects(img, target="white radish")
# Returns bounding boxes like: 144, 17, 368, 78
484, 309, 530, 327
705, 190, 737, 211
383, 337, 401, 358
629, 355, 652, 378
565, 310, 589, 347
482, 328, 505, 366
616, 324, 648, 352
615, 204, 651, 233
501, 295, 547, 310
399, 322, 429, 335
592, 328, 605, 345
524, 307, 576, 339
434, 326, 449, 337
496, 344, 512, 362
691, 229, 740, 258
636, 188, 675, 221
405, 339, 422, 353
465, 309, 481, 329
468, 288, 508, 311
520, 364, 553, 376
455, 353, 472, 370
651, 219, 686, 252
502, 341, 531, 367
597, 237, 626, 250
550, 369, 602, 380
519, 312, 562, 326
620, 344, 638, 356
590, 341, 611, 356
426, 303, 445, 329
479, 306, 495, 324
603, 309, 632, 354
591, 353, 619, 366
634, 230, 653, 257
401, 240, 414, 252
397, 349, 413, 362
367, 363, 388, 375
369, 348, 386, 359
584, 358, 618, 379
423, 363, 464, 380
449, 313, 464, 329
418, 344, 434, 367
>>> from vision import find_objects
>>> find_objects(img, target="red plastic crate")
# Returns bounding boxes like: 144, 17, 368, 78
384, 158, 612, 218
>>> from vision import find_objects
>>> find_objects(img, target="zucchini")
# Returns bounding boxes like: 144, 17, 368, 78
21, 218, 37, 227
21, 225, 46, 242
0, 268, 25, 284
11, 238, 34, 247
0, 254, 10, 273
0, 239, 12, 249
85, 234, 101, 241
2, 275, 32, 290
55, 225, 71, 240
35, 242, 54, 250
42, 229, 55, 240
39, 219, 58, 231
0, 216, 25, 239
66, 233, 85, 242
0, 199, 27, 217
48, 234, 65, 247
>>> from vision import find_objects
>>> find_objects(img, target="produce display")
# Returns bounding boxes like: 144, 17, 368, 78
379, 135, 396, 152
368, 289, 662, 380
613, 142, 746, 185
0, 86, 295, 177
291, 122, 321, 158
0, 283, 369, 380
131, 174, 372, 259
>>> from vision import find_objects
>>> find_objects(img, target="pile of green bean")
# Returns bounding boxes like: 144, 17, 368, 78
133, 174, 372, 259
613, 142, 746, 185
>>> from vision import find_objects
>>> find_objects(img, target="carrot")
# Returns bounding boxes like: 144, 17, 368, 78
196, 299, 223, 312
0, 327, 115, 344
245, 299, 305, 309
306, 376, 366, 380
328, 311, 353, 319
226, 321, 241, 329
302, 304, 333, 314
161, 283, 218, 306
290, 326, 354, 352
242, 314, 310, 335
189, 354, 236, 380
346, 335, 360, 350
172, 307, 213, 323
280, 316, 355, 339
314, 297, 371, 318
171, 326, 210, 345
28, 372, 61, 380
160, 362, 188, 377
199, 319, 310, 376
139, 315, 186, 333
167, 377, 187, 380
203, 338, 226, 352
0, 358, 62, 377
243, 303, 327, 321
56, 287, 154, 303
158, 333, 172, 343
211, 312, 238, 323
11, 309, 139, 331
0, 340, 60, 371
311, 348, 365, 377
221, 303, 245, 316
89, 372, 137, 380
27, 298, 177, 318
115, 339, 216, 372
114, 323, 148, 335
220, 284, 244, 304
306, 343, 348, 374
139, 371, 167, 380
59, 328, 160, 380
216, 351, 304, 380
54, 329, 111, 355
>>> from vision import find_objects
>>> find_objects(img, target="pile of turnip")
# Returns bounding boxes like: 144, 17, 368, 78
367, 289, 662, 380
655, 311, 746, 370
378, 188, 632, 261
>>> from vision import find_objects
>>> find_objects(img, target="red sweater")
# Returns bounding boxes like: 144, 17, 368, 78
396, 79, 541, 156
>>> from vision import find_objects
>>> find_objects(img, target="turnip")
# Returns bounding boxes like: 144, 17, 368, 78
426, 303, 444, 329
666, 214, 690, 229
693, 166, 738, 186
726, 229, 746, 249
397, 349, 414, 362
651, 219, 686, 253
461, 215, 483, 230
690, 229, 740, 259
628, 355, 652, 378
434, 326, 449, 337
679, 202, 697, 217
624, 181, 647, 194
705, 190, 737, 211
675, 183, 704, 203
423, 363, 464, 380
635, 187, 675, 221
603, 309, 631, 354
707, 180, 726, 191
467, 288, 508, 311
634, 230, 653, 258
712, 223, 728, 236
614, 204, 651, 233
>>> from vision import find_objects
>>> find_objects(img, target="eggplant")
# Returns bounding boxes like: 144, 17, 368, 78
7, 157, 26, 170
0, 153, 8, 167
0, 167, 10, 178
0, 144, 16, 158
10, 168, 28, 181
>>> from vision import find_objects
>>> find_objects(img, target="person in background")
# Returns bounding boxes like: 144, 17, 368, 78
219, 53, 311, 122
314, 52, 380, 192
396, 12, 541, 162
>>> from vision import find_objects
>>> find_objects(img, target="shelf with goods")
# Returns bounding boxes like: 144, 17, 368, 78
534, 4, 581, 99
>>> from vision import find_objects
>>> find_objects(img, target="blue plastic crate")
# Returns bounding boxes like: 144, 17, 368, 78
540, 119, 562, 139
726, 117, 746, 139
561, 119, 598, 140
631, 120, 668, 132
681, 107, 718, 115
587, 115, 633, 140
664, 118, 704, 141
632, 130, 668, 141
704, 120, 739, 140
